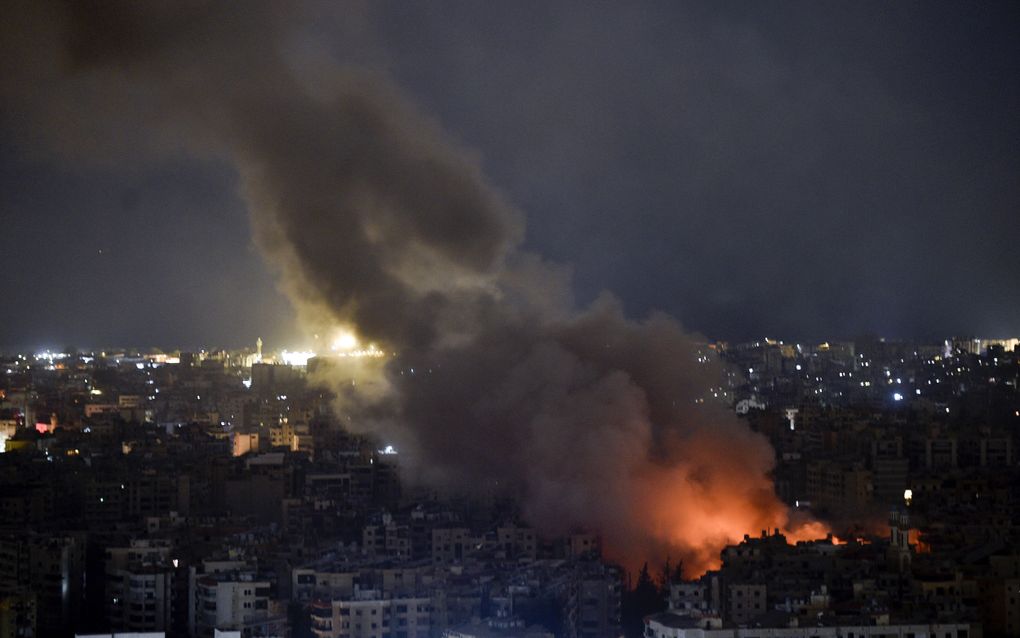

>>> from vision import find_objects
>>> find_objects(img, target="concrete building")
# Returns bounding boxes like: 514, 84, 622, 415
310, 592, 432, 638
496, 526, 537, 560
105, 541, 174, 633
0, 533, 85, 636
432, 529, 471, 565
565, 565, 621, 638
806, 461, 871, 512
363, 516, 411, 560
726, 583, 766, 625
669, 582, 713, 617
231, 433, 260, 457
567, 534, 600, 559
188, 561, 278, 638
0, 588, 36, 638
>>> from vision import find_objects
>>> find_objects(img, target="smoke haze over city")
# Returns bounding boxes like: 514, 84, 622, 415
1, 0, 842, 574
2, 1, 1018, 351
2, 4, 1020, 638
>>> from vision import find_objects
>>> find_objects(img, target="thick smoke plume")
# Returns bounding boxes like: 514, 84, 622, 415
2, 1, 824, 575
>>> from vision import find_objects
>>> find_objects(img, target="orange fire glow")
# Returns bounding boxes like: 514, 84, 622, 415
831, 535, 872, 545
617, 451, 831, 577
908, 529, 931, 554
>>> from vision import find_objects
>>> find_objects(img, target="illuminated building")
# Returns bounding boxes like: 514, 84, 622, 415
231, 432, 259, 457
292, 430, 315, 457
0, 419, 16, 454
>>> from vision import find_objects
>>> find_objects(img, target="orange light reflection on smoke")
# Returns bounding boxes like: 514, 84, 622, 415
909, 529, 931, 553
630, 464, 832, 578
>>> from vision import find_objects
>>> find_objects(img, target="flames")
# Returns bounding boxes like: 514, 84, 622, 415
628, 489, 830, 577
908, 528, 931, 554
618, 458, 831, 577
328, 328, 385, 357
787, 520, 834, 543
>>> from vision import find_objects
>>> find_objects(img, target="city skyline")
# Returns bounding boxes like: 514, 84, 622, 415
0, 3, 1018, 637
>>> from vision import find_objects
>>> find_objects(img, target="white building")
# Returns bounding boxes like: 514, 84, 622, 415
310, 591, 432, 638
193, 576, 270, 636
187, 560, 284, 638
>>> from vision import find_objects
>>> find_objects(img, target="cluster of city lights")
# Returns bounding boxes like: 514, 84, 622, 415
33, 350, 68, 362
334, 348, 385, 358
280, 350, 316, 367
279, 328, 386, 366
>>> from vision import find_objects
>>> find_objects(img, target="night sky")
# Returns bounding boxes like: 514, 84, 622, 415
2, 1, 1018, 351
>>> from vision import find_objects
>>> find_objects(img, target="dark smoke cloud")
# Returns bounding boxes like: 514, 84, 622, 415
1, 0, 820, 572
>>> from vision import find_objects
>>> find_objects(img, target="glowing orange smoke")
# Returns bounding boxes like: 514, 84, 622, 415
608, 426, 831, 578
908, 529, 931, 554
830, 535, 872, 545
786, 520, 833, 543
639, 476, 830, 576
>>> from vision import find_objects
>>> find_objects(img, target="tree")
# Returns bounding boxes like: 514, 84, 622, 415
621, 563, 665, 638
657, 556, 685, 598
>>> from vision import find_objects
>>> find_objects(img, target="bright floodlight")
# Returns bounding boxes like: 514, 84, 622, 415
332, 330, 359, 351
281, 350, 315, 366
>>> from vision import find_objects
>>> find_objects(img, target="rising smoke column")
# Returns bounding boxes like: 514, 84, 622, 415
1, 0, 823, 575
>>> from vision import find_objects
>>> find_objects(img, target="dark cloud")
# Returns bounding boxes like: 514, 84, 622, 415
0, 0, 837, 571
366, 0, 1020, 341
4, 2, 1018, 346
